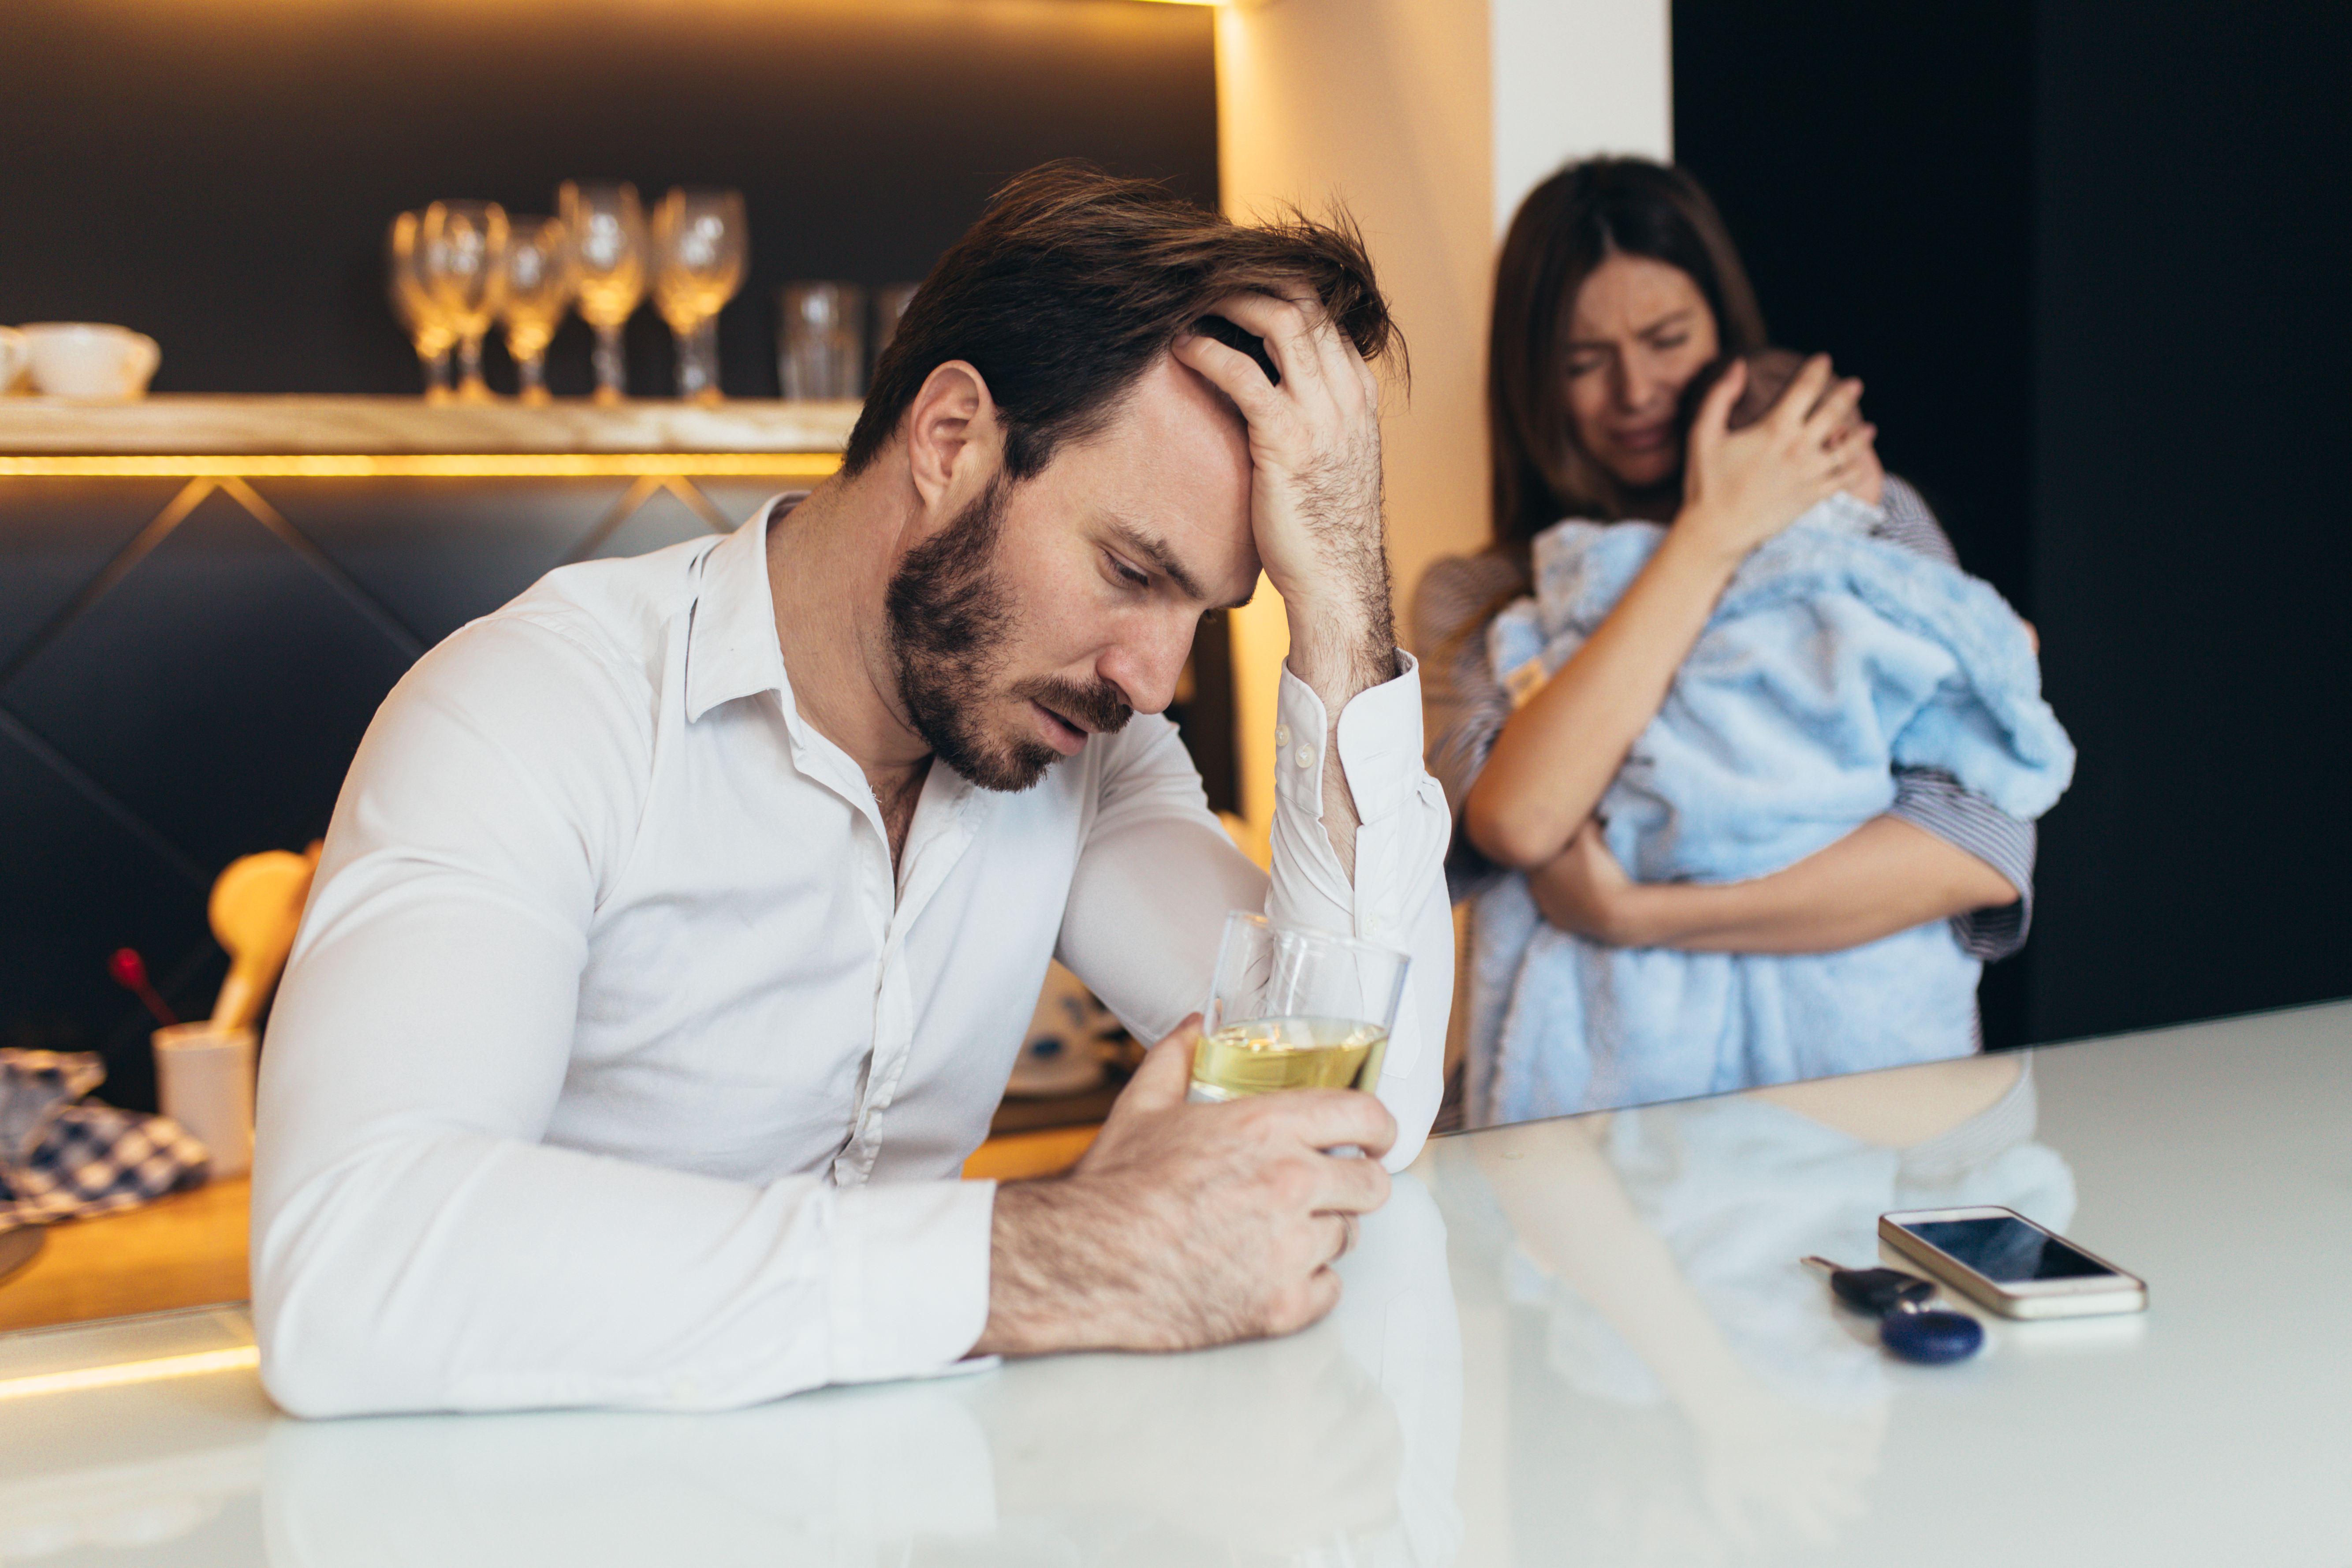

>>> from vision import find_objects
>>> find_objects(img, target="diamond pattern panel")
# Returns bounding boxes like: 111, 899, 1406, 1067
0, 477, 190, 673
264, 477, 639, 647
689, 479, 803, 531
579, 486, 727, 562
0, 719, 215, 1110
1, 488, 419, 875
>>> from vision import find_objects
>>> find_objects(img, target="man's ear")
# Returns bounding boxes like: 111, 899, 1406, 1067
902, 360, 1002, 511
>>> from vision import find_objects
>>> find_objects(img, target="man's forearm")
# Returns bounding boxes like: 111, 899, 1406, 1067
1282, 549, 1400, 879
972, 1031, 1393, 1361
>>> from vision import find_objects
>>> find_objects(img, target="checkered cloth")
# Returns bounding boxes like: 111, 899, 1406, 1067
0, 1049, 210, 1233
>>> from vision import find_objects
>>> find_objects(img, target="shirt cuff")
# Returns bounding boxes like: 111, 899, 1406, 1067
1270, 651, 1426, 826
824, 1178, 997, 1387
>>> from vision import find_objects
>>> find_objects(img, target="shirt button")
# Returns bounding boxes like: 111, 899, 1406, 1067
1293, 743, 1317, 770
1364, 915, 1384, 935
1275, 723, 1292, 747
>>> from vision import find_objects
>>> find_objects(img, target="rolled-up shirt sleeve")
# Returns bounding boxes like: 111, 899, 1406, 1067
1890, 767, 2037, 960
252, 622, 994, 1418
1056, 655, 1455, 1172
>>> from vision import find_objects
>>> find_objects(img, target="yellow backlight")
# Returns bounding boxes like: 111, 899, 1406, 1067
0, 1345, 261, 1402
0, 454, 843, 479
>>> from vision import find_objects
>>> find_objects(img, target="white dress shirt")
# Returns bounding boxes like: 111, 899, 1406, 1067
253, 503, 1454, 1417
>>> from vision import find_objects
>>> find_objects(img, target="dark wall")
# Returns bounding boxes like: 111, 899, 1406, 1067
1675, 0, 2351, 1046
0, 0, 1223, 1107
2027, 0, 2351, 1040
0, 0, 1217, 397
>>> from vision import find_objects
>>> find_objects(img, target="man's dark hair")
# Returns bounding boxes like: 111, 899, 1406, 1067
842, 161, 1402, 481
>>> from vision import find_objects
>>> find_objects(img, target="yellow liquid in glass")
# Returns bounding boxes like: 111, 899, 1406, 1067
1190, 1016, 1387, 1102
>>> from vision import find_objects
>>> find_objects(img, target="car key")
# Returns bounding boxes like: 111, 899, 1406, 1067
1801, 1255, 1985, 1364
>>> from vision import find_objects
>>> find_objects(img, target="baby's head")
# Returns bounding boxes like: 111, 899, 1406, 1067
1677, 347, 1881, 506
1677, 346, 1810, 432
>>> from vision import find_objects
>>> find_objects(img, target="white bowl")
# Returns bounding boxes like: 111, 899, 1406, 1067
0, 326, 26, 392
21, 321, 160, 399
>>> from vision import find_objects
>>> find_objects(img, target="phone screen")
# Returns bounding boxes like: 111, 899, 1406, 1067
1901, 1216, 2117, 1283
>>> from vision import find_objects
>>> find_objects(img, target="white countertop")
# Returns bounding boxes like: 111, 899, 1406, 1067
4, 1000, 2348, 1566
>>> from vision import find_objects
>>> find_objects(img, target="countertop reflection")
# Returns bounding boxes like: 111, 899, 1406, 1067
4, 1000, 2349, 1567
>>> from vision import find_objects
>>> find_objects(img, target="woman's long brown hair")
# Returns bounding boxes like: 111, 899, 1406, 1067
1487, 158, 1768, 559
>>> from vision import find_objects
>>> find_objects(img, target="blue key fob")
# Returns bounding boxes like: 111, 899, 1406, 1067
1803, 1255, 1984, 1364
1880, 1307, 1984, 1364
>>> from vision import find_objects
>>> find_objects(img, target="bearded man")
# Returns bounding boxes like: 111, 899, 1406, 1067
252, 164, 1454, 1417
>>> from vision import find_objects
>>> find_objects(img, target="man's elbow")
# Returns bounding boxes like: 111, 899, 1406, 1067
251, 1174, 429, 1419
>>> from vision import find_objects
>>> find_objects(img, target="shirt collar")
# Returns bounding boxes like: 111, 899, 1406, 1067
684, 492, 804, 724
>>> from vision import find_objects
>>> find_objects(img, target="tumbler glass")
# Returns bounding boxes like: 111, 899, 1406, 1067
779, 281, 865, 399
1192, 912, 1409, 1103
873, 281, 922, 369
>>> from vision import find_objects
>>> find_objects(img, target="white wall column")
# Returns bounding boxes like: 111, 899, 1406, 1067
1215, 0, 1671, 859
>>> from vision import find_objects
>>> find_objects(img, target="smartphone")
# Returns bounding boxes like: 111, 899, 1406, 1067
1879, 1206, 2147, 1319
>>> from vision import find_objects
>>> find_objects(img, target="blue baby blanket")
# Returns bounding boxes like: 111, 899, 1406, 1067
1469, 496, 2074, 1125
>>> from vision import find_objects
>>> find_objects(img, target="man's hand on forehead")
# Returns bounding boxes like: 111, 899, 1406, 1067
1170, 289, 1390, 658
1173, 287, 1398, 879
1190, 313, 1282, 387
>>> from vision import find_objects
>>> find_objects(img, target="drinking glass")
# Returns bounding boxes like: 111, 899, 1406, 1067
498, 215, 577, 406
560, 180, 648, 405
387, 211, 455, 403
651, 186, 747, 404
778, 281, 865, 399
418, 201, 509, 403
1192, 912, 1409, 1104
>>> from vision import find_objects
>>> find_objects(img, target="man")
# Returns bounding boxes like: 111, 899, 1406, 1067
253, 164, 1454, 1416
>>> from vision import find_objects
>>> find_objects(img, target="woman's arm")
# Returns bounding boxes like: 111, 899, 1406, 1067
1462, 357, 1872, 870
1528, 815, 2017, 953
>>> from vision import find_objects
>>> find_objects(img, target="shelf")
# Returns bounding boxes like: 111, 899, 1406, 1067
0, 394, 861, 458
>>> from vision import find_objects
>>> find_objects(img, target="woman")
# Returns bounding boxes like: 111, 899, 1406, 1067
1417, 157, 2042, 1125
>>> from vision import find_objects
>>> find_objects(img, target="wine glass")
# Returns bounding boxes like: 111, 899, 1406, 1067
387, 211, 455, 403
559, 180, 647, 406
418, 201, 509, 403
498, 215, 577, 406
651, 187, 747, 404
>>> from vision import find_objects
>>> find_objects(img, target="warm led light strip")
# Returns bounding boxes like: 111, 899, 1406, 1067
0, 1345, 261, 1401
0, 453, 843, 479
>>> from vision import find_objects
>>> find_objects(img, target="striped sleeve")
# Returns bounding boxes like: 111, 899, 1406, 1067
1890, 768, 2035, 958
1875, 474, 2037, 961
1409, 551, 1525, 902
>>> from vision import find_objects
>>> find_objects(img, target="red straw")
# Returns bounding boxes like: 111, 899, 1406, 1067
108, 947, 180, 1028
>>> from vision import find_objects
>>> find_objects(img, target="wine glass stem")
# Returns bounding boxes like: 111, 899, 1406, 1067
675, 318, 720, 403
418, 346, 451, 402
457, 334, 488, 400
593, 324, 628, 403
517, 352, 548, 403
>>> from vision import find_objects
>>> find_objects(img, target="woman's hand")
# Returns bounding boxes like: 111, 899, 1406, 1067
1527, 820, 1648, 946
1676, 354, 1871, 565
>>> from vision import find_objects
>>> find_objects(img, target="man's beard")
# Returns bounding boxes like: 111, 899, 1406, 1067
884, 474, 1134, 792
